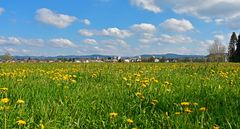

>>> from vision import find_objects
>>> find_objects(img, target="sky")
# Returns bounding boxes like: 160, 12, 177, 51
0, 0, 239, 56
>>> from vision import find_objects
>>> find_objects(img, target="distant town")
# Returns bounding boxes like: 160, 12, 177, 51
0, 53, 225, 63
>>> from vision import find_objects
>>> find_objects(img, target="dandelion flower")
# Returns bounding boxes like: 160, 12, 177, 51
199, 107, 207, 112
0, 87, 8, 92
1, 98, 10, 103
17, 120, 26, 126
109, 112, 118, 119
184, 108, 192, 113
181, 102, 190, 106
127, 118, 134, 125
16, 99, 25, 104
175, 112, 181, 115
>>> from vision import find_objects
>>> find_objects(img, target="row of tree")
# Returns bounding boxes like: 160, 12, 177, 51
228, 32, 240, 62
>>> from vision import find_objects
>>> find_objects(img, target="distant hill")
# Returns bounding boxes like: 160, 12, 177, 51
12, 53, 206, 60
139, 53, 205, 59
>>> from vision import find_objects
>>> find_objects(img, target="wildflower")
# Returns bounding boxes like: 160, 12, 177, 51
135, 92, 142, 96
127, 118, 134, 125
0, 87, 8, 92
16, 99, 25, 104
150, 100, 158, 106
1, 98, 10, 103
181, 102, 190, 106
132, 128, 137, 129
165, 112, 168, 117
175, 112, 181, 115
40, 123, 44, 129
109, 112, 118, 119
71, 79, 77, 83
199, 107, 207, 112
17, 120, 27, 126
192, 102, 198, 106
184, 108, 192, 113
213, 125, 220, 129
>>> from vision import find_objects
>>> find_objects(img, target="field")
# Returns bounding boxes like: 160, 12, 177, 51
0, 63, 240, 129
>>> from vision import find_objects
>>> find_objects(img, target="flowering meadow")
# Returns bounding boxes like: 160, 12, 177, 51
0, 63, 239, 129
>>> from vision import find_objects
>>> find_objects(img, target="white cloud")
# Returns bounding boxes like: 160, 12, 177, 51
131, 23, 156, 32
0, 36, 21, 45
0, 36, 45, 47
81, 19, 91, 25
36, 8, 77, 28
83, 39, 97, 45
169, 0, 240, 29
160, 18, 194, 32
130, 0, 161, 13
78, 29, 94, 37
159, 34, 193, 44
49, 38, 77, 48
102, 27, 132, 38
1, 47, 31, 55
214, 34, 225, 41
0, 8, 4, 15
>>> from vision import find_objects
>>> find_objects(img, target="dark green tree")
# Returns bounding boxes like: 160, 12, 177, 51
228, 32, 237, 62
234, 34, 240, 62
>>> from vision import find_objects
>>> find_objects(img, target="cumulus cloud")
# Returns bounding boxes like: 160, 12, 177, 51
159, 34, 193, 44
214, 34, 225, 41
102, 28, 132, 38
160, 18, 194, 32
81, 19, 91, 25
83, 39, 97, 45
169, 0, 240, 29
49, 38, 77, 48
130, 0, 161, 13
0, 36, 44, 47
0, 47, 31, 55
36, 8, 77, 28
0, 8, 4, 15
78, 29, 94, 37
131, 23, 156, 32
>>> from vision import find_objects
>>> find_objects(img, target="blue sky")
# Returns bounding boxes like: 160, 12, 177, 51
0, 0, 239, 56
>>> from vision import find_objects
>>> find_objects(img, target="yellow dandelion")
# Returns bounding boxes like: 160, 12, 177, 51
150, 100, 158, 106
175, 112, 181, 115
181, 102, 190, 106
1, 98, 10, 103
199, 107, 207, 112
17, 120, 27, 126
127, 118, 134, 125
184, 108, 192, 113
40, 123, 44, 129
16, 99, 25, 104
0, 87, 8, 92
132, 128, 137, 129
213, 125, 220, 129
123, 77, 128, 81
109, 112, 118, 119
192, 102, 198, 106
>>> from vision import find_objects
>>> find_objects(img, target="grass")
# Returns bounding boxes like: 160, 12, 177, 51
0, 62, 239, 128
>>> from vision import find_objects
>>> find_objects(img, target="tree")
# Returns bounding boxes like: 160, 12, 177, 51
207, 39, 226, 62
1, 51, 13, 61
234, 34, 240, 62
228, 32, 238, 62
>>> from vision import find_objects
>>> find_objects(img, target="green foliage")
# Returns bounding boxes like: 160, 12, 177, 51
0, 63, 240, 128
1, 52, 13, 61
228, 32, 238, 62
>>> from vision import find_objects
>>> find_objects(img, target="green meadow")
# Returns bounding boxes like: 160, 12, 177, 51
0, 63, 239, 129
